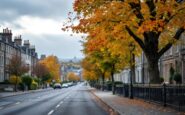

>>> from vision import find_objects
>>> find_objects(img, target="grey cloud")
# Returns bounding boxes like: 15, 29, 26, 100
22, 33, 83, 59
0, 0, 74, 22
0, 0, 82, 59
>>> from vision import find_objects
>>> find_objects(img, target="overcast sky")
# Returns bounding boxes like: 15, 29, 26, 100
0, 0, 83, 59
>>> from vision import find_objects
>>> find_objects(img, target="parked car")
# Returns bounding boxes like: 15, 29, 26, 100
62, 83, 69, 88
54, 83, 62, 89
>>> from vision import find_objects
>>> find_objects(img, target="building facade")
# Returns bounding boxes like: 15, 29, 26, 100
114, 33, 185, 84
0, 28, 38, 82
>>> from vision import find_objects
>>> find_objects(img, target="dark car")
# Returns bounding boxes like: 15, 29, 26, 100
54, 83, 62, 89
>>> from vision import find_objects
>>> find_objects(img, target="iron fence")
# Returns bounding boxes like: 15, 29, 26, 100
113, 84, 185, 111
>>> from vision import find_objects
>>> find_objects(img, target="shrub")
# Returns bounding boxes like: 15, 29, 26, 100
160, 77, 164, 83
0, 80, 10, 84
31, 81, 38, 90
18, 82, 24, 90
173, 73, 182, 84
21, 75, 33, 90
9, 75, 21, 85
114, 81, 123, 85
106, 81, 112, 85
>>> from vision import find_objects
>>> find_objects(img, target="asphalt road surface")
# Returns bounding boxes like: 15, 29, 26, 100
0, 83, 108, 115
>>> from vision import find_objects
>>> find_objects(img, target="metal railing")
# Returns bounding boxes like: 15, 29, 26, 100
113, 84, 185, 111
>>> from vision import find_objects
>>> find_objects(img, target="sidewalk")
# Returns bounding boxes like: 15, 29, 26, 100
0, 88, 53, 99
91, 88, 184, 115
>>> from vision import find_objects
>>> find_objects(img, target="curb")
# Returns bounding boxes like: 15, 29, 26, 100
90, 89, 120, 115
0, 88, 53, 99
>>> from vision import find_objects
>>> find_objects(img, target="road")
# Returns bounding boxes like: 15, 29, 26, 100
0, 83, 108, 115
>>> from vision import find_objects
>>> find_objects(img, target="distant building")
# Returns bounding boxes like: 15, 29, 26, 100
40, 54, 46, 60
60, 59, 82, 82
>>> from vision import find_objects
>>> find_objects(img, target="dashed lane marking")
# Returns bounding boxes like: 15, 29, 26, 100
48, 110, 54, 115
56, 104, 60, 108
60, 101, 63, 104
15, 102, 20, 105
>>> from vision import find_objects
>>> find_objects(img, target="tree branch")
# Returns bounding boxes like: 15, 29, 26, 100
125, 26, 145, 50
165, 7, 185, 24
146, 0, 156, 18
158, 28, 185, 58
158, 42, 172, 58
129, 1, 144, 25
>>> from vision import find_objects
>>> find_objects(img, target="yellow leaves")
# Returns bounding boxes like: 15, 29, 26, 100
9, 75, 21, 85
82, 69, 98, 81
67, 72, 80, 81
137, 20, 166, 34
40, 55, 61, 82
70, 0, 185, 80
81, 57, 100, 81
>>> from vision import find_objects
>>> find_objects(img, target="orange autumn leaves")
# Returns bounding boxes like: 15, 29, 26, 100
69, 0, 185, 49
67, 72, 80, 82
63, 0, 185, 82
40, 55, 61, 83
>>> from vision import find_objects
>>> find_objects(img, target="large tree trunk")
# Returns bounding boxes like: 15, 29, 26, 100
143, 32, 160, 84
147, 57, 160, 84
111, 71, 115, 95
131, 53, 135, 83
102, 72, 105, 91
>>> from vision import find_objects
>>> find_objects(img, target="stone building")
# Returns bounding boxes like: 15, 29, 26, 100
161, 33, 185, 83
114, 33, 185, 84
0, 28, 38, 82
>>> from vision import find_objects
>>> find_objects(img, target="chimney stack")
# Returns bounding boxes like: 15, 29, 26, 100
14, 35, 22, 46
24, 40, 30, 48
30, 45, 35, 52
1, 28, 12, 43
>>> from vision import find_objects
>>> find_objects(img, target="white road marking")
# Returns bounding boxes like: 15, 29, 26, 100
15, 102, 20, 105
0, 107, 3, 110
60, 101, 63, 104
56, 104, 60, 108
48, 110, 54, 115
37, 97, 41, 99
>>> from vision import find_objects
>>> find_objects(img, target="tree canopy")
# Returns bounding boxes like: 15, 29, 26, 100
40, 55, 61, 83
64, 0, 185, 83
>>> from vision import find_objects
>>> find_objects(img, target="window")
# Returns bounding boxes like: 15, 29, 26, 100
0, 70, 4, 82
170, 47, 172, 55
176, 45, 179, 53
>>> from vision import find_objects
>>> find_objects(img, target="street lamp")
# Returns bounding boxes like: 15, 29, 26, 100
129, 42, 135, 99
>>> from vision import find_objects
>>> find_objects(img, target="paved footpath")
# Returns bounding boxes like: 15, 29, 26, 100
0, 88, 53, 99
90, 88, 185, 115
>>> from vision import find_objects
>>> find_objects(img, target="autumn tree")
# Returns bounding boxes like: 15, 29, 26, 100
81, 57, 99, 81
67, 72, 80, 82
6, 54, 29, 91
65, 0, 185, 83
84, 41, 128, 93
32, 62, 51, 85
40, 55, 61, 83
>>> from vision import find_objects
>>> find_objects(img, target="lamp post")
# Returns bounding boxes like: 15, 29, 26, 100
179, 49, 184, 83
129, 43, 135, 99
